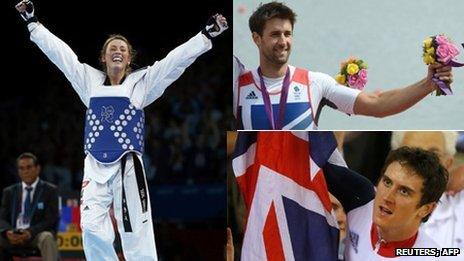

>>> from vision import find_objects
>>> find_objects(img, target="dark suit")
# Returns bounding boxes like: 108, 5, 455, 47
0, 179, 59, 259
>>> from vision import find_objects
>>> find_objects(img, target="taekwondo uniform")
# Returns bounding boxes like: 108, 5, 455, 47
28, 22, 212, 260
233, 56, 360, 130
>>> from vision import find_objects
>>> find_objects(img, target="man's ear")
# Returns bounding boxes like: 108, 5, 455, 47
252, 32, 261, 47
418, 202, 436, 220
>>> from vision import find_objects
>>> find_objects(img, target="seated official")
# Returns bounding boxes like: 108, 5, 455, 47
0, 152, 59, 261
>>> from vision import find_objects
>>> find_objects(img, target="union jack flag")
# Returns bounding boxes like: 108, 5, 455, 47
232, 131, 345, 260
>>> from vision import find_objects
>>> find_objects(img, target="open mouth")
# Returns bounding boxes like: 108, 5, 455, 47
379, 206, 393, 216
112, 54, 123, 63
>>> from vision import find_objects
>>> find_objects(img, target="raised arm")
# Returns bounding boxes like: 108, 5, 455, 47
15, 0, 96, 105
353, 63, 453, 118
142, 14, 228, 107
324, 162, 376, 213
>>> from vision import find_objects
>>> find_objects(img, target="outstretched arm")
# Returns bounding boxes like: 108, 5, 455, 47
353, 63, 453, 118
142, 14, 228, 107
15, 0, 94, 105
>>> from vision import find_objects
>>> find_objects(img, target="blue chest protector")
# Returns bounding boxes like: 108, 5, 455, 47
83, 97, 145, 163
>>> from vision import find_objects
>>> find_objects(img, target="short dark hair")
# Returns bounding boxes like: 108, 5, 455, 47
249, 1, 297, 36
380, 147, 448, 222
16, 152, 39, 166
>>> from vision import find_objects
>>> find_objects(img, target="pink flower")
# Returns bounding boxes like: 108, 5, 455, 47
347, 74, 366, 90
354, 77, 367, 90
348, 74, 358, 87
358, 69, 368, 82
435, 35, 450, 45
436, 42, 459, 64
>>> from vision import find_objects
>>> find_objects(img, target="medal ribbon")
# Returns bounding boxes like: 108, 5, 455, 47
257, 67, 291, 129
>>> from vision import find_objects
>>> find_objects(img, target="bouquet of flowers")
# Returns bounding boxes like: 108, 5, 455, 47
422, 35, 463, 95
335, 57, 368, 90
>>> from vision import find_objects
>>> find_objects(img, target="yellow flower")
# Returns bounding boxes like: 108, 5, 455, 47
425, 47, 435, 55
335, 74, 346, 84
346, 63, 359, 75
423, 54, 435, 65
423, 38, 433, 49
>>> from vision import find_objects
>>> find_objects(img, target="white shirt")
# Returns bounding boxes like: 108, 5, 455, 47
16, 178, 40, 229
422, 191, 464, 250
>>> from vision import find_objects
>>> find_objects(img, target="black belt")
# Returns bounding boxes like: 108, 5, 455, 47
121, 152, 148, 232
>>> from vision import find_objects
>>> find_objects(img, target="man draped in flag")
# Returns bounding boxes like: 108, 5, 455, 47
232, 131, 343, 260
233, 132, 457, 260
324, 147, 453, 260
